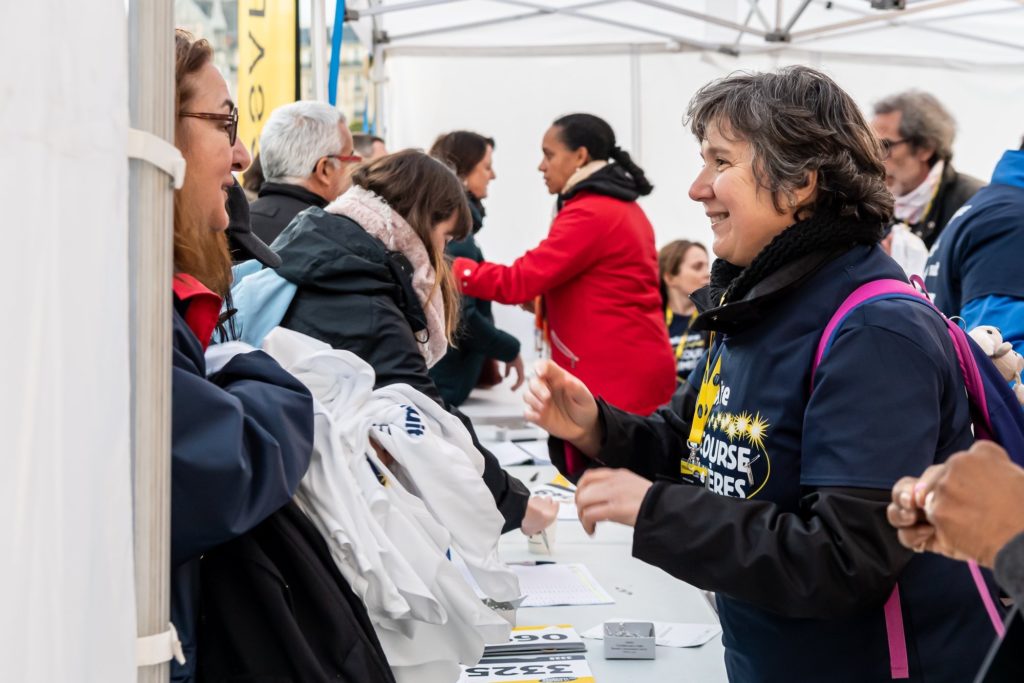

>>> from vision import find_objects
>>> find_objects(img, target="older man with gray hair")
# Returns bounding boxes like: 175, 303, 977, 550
871, 90, 984, 250
250, 101, 359, 245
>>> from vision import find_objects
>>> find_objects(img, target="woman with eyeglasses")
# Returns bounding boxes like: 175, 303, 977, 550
166, 30, 325, 682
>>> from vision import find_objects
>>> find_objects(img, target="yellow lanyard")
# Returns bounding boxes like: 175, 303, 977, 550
665, 306, 701, 361
680, 330, 721, 484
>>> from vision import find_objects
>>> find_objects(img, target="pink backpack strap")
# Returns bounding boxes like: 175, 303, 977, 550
884, 587, 909, 679
813, 278, 1006, 677
811, 279, 925, 388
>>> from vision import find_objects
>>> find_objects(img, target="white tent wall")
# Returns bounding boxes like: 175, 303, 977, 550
385, 50, 1024, 359
0, 2, 136, 681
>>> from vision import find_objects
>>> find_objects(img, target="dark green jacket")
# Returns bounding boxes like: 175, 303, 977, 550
430, 195, 520, 406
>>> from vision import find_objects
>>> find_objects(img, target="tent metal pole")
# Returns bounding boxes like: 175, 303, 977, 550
799, 0, 1024, 54
128, 0, 175, 681
775, 0, 783, 32
630, 47, 642, 163
356, 0, 461, 17
745, 0, 772, 31
312, 0, 329, 101
389, 0, 618, 42
493, 0, 719, 49
782, 0, 812, 35
632, 0, 768, 38
371, 0, 387, 138
790, 0, 969, 39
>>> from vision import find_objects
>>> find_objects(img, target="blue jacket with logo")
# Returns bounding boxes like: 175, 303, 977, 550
924, 150, 1024, 353
591, 245, 1000, 682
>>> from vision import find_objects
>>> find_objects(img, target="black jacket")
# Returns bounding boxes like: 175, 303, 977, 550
250, 182, 330, 247
554, 245, 998, 682
911, 163, 985, 248
274, 207, 530, 532
430, 196, 520, 406
198, 501, 396, 683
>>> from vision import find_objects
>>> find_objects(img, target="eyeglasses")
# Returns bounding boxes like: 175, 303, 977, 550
180, 107, 239, 146
314, 153, 363, 172
879, 138, 909, 160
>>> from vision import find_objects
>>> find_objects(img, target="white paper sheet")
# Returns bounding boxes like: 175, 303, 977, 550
514, 439, 551, 463
580, 620, 722, 648
512, 563, 615, 607
483, 440, 535, 467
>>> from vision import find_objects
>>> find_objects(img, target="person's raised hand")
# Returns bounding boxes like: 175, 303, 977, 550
523, 359, 598, 447
575, 468, 653, 535
505, 354, 525, 391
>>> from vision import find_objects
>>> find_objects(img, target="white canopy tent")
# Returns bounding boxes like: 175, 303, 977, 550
4, 2, 1023, 680
334, 0, 1024, 350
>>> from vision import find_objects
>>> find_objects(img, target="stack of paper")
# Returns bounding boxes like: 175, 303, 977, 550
512, 563, 615, 608
483, 625, 587, 656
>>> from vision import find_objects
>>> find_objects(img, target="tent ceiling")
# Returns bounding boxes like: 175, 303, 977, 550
348, 0, 1024, 67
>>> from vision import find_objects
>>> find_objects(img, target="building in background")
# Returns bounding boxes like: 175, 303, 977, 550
174, 0, 374, 132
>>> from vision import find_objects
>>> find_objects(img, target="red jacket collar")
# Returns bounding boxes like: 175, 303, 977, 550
173, 274, 222, 351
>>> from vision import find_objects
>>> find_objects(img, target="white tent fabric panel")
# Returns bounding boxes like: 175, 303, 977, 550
385, 49, 1024, 358
0, 2, 136, 682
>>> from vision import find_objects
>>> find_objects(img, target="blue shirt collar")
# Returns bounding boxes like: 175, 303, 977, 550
991, 150, 1024, 189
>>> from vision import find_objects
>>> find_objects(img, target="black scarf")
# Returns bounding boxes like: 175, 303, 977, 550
708, 209, 884, 306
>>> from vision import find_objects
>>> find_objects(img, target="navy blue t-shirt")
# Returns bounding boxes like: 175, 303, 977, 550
667, 312, 706, 382
683, 246, 997, 682
924, 150, 1024, 316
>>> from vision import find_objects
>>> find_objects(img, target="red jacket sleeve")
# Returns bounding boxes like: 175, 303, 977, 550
454, 197, 611, 304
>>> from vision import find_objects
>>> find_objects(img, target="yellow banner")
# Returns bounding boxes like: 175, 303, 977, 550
237, 0, 297, 165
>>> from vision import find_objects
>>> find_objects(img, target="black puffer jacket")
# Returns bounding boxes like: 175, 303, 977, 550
274, 207, 530, 532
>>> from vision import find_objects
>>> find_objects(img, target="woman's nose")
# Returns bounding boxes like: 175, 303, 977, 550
232, 137, 252, 172
689, 169, 713, 202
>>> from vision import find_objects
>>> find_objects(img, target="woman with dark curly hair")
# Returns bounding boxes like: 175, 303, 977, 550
524, 66, 999, 681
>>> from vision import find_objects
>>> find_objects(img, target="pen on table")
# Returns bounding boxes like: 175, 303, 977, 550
529, 472, 540, 483
509, 560, 556, 565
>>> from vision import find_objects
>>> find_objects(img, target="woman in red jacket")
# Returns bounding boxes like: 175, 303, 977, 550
454, 113, 675, 418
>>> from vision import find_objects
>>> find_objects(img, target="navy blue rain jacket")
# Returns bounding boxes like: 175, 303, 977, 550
169, 291, 314, 682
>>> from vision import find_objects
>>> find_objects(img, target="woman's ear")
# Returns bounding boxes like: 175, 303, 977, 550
793, 170, 818, 207
575, 146, 591, 168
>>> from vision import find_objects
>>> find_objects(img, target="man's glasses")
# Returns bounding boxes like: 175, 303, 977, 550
180, 107, 239, 146
314, 153, 363, 172
879, 138, 909, 160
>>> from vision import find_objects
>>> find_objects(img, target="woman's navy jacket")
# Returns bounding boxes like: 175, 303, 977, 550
588, 245, 1000, 682
169, 286, 314, 682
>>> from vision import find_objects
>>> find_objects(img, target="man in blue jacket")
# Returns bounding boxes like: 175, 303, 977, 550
924, 138, 1024, 353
